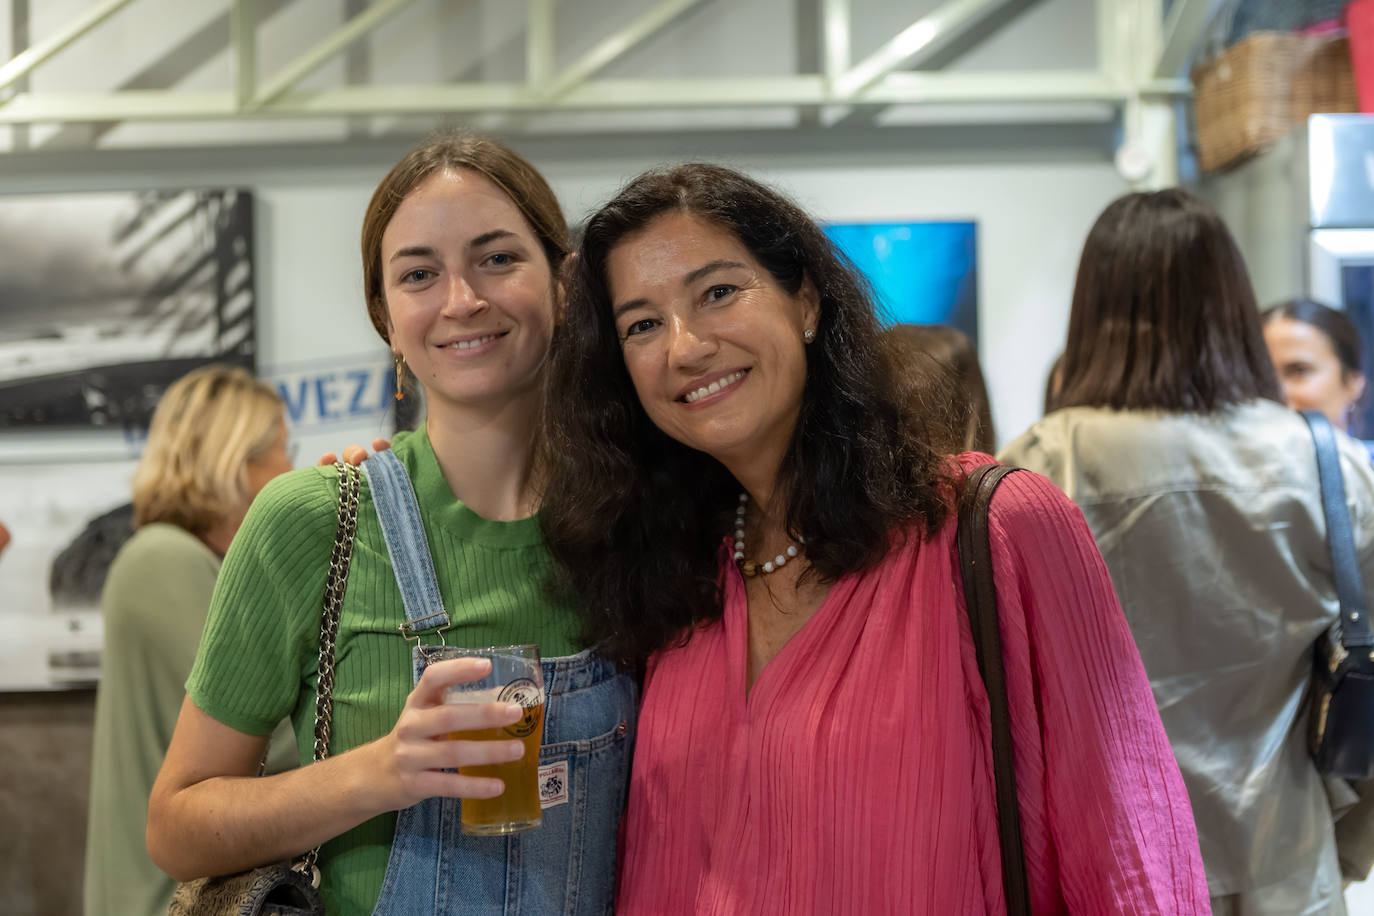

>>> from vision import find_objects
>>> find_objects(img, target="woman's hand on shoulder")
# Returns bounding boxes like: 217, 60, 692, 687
316, 437, 391, 467
356, 657, 528, 810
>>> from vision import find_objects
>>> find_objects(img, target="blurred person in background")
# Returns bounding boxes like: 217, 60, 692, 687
84, 364, 295, 916
1001, 188, 1374, 916
1264, 298, 1374, 886
1263, 298, 1368, 433
882, 322, 996, 454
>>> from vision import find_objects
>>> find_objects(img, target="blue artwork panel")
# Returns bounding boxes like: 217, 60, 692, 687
823, 221, 978, 345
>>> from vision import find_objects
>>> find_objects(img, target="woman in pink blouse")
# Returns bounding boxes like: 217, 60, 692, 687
538, 163, 1209, 914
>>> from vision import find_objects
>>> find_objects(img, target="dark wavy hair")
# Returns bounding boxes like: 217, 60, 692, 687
539, 163, 953, 665
1056, 188, 1279, 412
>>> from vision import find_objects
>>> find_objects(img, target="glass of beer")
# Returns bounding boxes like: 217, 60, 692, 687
433, 644, 545, 835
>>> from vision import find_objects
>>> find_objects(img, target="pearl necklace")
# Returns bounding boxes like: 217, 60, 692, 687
733, 492, 803, 577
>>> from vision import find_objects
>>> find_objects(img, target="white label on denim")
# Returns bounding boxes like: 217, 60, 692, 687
538, 760, 569, 809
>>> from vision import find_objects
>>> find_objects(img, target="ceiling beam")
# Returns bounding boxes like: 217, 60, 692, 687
0, 0, 136, 93
821, 0, 850, 84
251, 0, 421, 109
1155, 0, 1217, 78
0, 0, 1199, 138
231, 0, 258, 109
0, 72, 1135, 124
527, 0, 555, 88
540, 0, 707, 103
832, 0, 1023, 99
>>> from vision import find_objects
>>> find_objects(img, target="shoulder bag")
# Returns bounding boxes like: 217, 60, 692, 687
167, 461, 361, 916
957, 463, 1031, 916
1303, 411, 1374, 780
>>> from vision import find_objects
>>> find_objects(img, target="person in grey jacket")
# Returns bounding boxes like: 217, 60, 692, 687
1001, 188, 1374, 916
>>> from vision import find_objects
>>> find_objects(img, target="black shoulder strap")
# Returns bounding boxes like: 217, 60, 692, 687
957, 463, 1031, 916
1304, 410, 1373, 649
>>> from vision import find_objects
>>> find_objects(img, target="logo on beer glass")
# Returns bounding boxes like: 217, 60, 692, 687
499, 677, 543, 737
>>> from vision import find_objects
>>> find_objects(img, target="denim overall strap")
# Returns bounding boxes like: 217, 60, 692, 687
362, 450, 635, 915
361, 449, 452, 665
372, 648, 637, 916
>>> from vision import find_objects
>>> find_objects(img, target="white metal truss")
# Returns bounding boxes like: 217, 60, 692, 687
0, 0, 1208, 186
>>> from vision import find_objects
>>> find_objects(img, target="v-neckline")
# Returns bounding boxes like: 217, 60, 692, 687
722, 542, 853, 713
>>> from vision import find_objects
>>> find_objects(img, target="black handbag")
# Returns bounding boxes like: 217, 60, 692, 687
167, 461, 360, 916
1303, 411, 1374, 780
957, 463, 1031, 916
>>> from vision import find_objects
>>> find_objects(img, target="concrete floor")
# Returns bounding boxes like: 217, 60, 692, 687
0, 689, 94, 916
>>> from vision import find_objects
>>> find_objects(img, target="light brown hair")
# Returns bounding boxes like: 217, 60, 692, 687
132, 365, 283, 535
360, 132, 570, 345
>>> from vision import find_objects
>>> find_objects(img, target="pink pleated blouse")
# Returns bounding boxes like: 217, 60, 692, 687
617, 459, 1210, 915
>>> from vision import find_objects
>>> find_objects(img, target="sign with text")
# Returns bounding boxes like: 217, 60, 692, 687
268, 352, 396, 430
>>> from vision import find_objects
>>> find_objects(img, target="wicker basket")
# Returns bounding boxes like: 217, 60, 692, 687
1193, 31, 1357, 173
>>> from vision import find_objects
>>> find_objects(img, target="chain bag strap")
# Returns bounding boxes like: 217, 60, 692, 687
168, 460, 361, 916
296, 459, 361, 876
956, 463, 1031, 916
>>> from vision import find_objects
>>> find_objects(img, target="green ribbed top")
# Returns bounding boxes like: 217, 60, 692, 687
188, 425, 580, 915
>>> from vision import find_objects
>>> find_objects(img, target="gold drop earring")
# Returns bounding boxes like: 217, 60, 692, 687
394, 353, 406, 401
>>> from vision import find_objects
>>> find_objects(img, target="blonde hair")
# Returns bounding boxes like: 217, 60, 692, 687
132, 365, 284, 535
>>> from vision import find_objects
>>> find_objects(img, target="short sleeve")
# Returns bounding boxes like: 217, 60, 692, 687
187, 466, 339, 736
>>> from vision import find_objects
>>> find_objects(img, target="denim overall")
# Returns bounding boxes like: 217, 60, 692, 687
360, 450, 636, 915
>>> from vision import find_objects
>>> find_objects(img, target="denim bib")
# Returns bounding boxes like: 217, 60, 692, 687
361, 450, 635, 915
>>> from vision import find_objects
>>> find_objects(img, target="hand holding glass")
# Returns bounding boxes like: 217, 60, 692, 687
428, 644, 545, 835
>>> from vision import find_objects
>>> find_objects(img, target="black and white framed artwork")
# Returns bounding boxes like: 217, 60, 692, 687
0, 188, 256, 689
0, 188, 256, 430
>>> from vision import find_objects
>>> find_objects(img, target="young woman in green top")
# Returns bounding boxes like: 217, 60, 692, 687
147, 135, 636, 915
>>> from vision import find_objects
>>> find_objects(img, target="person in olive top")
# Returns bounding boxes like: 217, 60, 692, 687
147, 135, 636, 915
84, 365, 295, 916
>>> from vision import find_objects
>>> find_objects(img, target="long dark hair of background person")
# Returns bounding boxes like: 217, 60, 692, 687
540, 164, 952, 665
882, 323, 996, 454
1053, 187, 1280, 411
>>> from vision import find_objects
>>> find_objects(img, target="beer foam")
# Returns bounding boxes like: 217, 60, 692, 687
443, 686, 505, 704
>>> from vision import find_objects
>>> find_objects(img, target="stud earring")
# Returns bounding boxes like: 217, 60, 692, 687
803, 328, 816, 343
393, 353, 406, 401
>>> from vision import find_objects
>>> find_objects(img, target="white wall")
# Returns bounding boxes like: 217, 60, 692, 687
0, 0, 1131, 449
0, 0, 1127, 451
0, 122, 1125, 457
